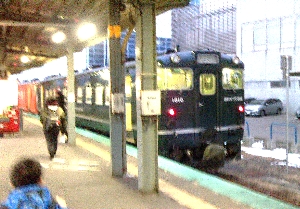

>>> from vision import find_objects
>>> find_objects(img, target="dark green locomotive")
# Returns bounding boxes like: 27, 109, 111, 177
38, 50, 245, 162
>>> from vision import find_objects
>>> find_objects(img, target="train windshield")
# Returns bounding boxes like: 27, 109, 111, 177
157, 67, 193, 90
222, 68, 244, 90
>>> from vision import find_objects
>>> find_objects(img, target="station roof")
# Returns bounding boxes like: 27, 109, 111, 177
0, 0, 189, 75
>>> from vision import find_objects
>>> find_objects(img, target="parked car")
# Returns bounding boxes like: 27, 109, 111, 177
245, 98, 283, 117
244, 97, 256, 104
296, 107, 300, 119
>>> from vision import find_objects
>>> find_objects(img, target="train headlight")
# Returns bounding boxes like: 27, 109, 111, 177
170, 55, 180, 63
232, 56, 240, 64
167, 108, 176, 117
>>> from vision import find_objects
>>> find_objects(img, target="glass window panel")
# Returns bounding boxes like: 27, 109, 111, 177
281, 18, 294, 47
242, 24, 254, 52
222, 68, 244, 90
77, 87, 83, 104
85, 85, 92, 104
200, 74, 216, 95
267, 20, 280, 46
254, 22, 266, 48
95, 85, 104, 105
104, 86, 110, 106
157, 67, 193, 90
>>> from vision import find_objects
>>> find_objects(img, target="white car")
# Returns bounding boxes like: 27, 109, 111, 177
245, 98, 283, 117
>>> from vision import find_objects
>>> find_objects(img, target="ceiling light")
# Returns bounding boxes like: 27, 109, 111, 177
77, 22, 97, 41
21, 55, 30, 63
52, 31, 66, 43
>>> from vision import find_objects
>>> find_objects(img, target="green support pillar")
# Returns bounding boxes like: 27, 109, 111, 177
109, 0, 127, 177
135, 3, 159, 193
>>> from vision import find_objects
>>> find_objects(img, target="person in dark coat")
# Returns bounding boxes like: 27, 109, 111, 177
55, 90, 68, 140
40, 97, 68, 158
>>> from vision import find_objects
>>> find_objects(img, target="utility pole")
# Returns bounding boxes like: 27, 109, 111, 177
281, 55, 292, 173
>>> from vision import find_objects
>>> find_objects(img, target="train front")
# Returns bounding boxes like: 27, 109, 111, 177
156, 51, 245, 162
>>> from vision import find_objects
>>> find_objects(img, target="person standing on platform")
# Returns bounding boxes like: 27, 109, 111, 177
0, 158, 67, 209
40, 97, 67, 159
55, 89, 68, 141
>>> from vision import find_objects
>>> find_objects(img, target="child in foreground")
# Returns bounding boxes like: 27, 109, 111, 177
0, 158, 67, 209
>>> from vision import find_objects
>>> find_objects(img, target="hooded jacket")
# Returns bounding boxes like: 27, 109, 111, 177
0, 184, 66, 209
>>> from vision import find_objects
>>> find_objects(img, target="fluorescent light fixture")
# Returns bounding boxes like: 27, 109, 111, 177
77, 22, 97, 41
21, 55, 30, 63
52, 31, 66, 43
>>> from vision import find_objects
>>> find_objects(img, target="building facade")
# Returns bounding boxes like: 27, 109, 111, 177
171, 0, 237, 54
237, 0, 300, 112
85, 31, 172, 68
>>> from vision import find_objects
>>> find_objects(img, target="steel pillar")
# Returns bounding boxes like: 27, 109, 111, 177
109, 0, 127, 177
135, 3, 158, 193
66, 45, 76, 145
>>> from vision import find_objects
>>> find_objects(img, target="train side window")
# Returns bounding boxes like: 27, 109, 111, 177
104, 85, 110, 106
200, 74, 216, 95
222, 68, 244, 90
77, 87, 83, 104
45, 90, 49, 98
85, 84, 92, 104
95, 85, 104, 105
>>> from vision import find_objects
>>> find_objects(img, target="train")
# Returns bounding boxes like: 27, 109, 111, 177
18, 50, 245, 163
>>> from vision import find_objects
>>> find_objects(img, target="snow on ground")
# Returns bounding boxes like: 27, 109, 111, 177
242, 141, 300, 168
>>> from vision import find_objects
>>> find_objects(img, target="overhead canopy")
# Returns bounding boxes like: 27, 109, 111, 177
0, 0, 189, 75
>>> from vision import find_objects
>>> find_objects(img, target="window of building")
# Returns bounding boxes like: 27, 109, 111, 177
281, 17, 294, 48
254, 22, 266, 50
241, 24, 254, 52
271, 80, 290, 88
267, 19, 280, 47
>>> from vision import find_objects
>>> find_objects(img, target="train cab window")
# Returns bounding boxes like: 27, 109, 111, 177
200, 74, 216, 95
85, 84, 92, 104
95, 85, 104, 105
222, 68, 244, 90
77, 87, 83, 104
157, 67, 193, 90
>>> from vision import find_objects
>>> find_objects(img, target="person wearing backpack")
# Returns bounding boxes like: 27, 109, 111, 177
55, 89, 68, 140
40, 97, 67, 159
0, 158, 67, 209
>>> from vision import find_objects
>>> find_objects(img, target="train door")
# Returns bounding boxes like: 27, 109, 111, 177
196, 71, 219, 141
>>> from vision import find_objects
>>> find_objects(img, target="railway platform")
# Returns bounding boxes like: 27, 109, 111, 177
0, 115, 298, 209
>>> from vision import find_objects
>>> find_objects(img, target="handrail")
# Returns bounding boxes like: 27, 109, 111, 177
270, 122, 297, 144
245, 121, 250, 137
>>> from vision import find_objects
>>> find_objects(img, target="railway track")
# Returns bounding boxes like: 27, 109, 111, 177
203, 152, 300, 207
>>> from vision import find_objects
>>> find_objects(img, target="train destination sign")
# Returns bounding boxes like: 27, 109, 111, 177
197, 54, 219, 64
